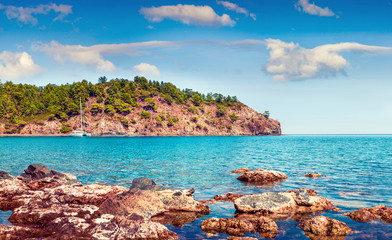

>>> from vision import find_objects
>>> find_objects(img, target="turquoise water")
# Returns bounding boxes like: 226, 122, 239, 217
1, 135, 392, 239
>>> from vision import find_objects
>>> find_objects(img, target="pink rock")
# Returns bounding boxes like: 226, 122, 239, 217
305, 173, 326, 178
237, 169, 287, 185
344, 205, 392, 223
299, 216, 352, 238
201, 216, 278, 238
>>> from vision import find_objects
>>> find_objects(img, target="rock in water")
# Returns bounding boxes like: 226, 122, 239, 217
200, 216, 278, 238
234, 192, 296, 213
234, 189, 333, 215
17, 164, 80, 185
344, 205, 392, 223
0, 171, 14, 180
232, 168, 251, 174
237, 169, 287, 185
214, 193, 244, 202
305, 173, 326, 178
299, 216, 352, 238
130, 177, 166, 191
99, 188, 210, 219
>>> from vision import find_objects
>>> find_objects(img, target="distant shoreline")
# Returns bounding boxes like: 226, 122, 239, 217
0, 133, 282, 137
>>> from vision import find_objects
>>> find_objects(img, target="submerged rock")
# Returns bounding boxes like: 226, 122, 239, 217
214, 193, 244, 202
17, 164, 80, 185
344, 205, 392, 223
236, 169, 287, 185
299, 216, 352, 239
201, 216, 278, 238
305, 173, 326, 178
129, 177, 166, 191
234, 189, 333, 215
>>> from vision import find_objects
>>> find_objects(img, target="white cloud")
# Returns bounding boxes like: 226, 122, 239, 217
295, 0, 335, 17
263, 39, 392, 81
133, 63, 160, 78
0, 3, 72, 25
32, 39, 265, 71
0, 51, 43, 80
140, 4, 235, 27
217, 1, 256, 21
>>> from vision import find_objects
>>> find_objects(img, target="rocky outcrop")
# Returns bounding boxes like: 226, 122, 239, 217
305, 173, 326, 178
344, 205, 392, 223
201, 216, 278, 238
299, 216, 352, 239
99, 188, 210, 219
234, 189, 333, 215
236, 169, 287, 185
0, 165, 210, 239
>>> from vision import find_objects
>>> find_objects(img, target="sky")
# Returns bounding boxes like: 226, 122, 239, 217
0, 0, 391, 134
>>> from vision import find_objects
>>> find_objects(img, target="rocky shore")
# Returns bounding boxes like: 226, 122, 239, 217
0, 165, 391, 239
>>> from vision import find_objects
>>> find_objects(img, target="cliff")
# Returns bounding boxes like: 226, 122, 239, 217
0, 77, 281, 136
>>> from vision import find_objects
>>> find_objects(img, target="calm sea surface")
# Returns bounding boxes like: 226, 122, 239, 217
1, 135, 392, 239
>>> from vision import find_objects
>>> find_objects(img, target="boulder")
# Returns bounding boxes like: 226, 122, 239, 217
344, 205, 392, 223
129, 177, 166, 192
299, 216, 352, 238
234, 189, 333, 215
237, 169, 287, 185
201, 216, 278, 238
227, 237, 258, 240
305, 173, 325, 178
99, 188, 210, 219
17, 164, 80, 185
151, 211, 206, 227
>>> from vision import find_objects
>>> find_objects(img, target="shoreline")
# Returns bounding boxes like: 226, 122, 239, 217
0, 133, 283, 137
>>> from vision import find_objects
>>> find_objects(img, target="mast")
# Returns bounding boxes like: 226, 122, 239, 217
80, 97, 83, 131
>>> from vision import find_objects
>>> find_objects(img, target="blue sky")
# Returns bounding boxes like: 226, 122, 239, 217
0, 0, 391, 134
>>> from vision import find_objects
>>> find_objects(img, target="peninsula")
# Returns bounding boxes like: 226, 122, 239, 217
0, 76, 281, 136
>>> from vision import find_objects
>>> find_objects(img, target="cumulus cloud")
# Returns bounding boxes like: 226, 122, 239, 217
0, 51, 43, 80
133, 63, 160, 78
0, 3, 72, 25
140, 4, 235, 27
216, 1, 256, 20
32, 39, 265, 71
295, 0, 335, 17
263, 39, 392, 81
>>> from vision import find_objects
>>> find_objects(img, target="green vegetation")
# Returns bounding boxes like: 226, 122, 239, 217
263, 111, 270, 119
140, 110, 151, 119
230, 113, 238, 122
0, 76, 239, 125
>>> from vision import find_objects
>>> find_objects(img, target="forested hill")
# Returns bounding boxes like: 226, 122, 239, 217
0, 76, 281, 136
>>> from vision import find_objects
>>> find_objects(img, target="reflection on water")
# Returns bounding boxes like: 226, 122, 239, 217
0, 135, 392, 239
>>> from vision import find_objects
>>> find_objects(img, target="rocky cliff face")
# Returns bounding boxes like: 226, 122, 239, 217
1, 96, 281, 136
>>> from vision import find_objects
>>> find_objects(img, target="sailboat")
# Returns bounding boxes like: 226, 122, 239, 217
69, 97, 91, 137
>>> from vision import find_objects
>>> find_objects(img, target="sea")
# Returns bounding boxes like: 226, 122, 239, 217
1, 135, 392, 239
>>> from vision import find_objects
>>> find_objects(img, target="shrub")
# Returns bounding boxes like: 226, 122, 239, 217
191, 116, 198, 123
196, 124, 202, 130
131, 118, 137, 124
104, 105, 116, 116
120, 117, 129, 127
229, 113, 238, 122
140, 110, 151, 119
216, 105, 227, 117
188, 106, 199, 114
263, 111, 270, 119
60, 124, 72, 133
